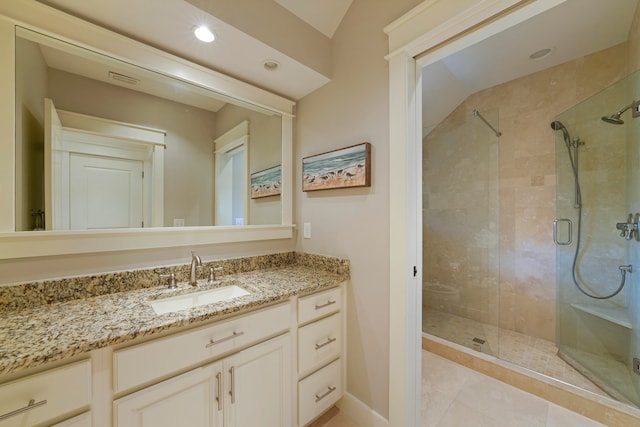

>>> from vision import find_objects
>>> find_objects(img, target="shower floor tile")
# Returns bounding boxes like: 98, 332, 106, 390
422, 308, 608, 398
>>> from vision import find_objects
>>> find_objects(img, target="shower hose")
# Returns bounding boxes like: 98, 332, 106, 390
565, 139, 628, 300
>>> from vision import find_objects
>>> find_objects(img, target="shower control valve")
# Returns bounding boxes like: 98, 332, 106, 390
616, 213, 640, 241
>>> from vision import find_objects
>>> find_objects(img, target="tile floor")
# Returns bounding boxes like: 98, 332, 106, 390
422, 308, 615, 398
320, 351, 606, 427
420, 351, 607, 427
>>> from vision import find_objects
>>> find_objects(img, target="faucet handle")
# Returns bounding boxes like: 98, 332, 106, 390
208, 266, 224, 284
159, 273, 177, 289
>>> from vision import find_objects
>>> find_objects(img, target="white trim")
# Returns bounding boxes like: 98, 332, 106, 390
57, 109, 167, 146
388, 52, 421, 427
337, 392, 389, 427
385, 1, 570, 426
0, 225, 294, 259
214, 120, 250, 149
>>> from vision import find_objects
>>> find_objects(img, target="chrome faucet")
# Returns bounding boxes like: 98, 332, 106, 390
190, 252, 202, 286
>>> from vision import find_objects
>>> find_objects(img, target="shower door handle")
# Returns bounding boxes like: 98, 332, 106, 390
553, 219, 572, 245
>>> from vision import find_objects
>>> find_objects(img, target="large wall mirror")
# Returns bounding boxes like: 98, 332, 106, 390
16, 27, 282, 231
0, 3, 294, 259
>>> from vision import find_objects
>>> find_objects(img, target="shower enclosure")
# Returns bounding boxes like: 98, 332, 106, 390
422, 108, 500, 356
554, 70, 640, 406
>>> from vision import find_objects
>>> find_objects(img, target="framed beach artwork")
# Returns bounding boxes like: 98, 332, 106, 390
250, 165, 281, 199
302, 142, 371, 192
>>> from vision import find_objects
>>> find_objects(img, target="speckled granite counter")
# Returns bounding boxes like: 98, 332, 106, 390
0, 252, 349, 377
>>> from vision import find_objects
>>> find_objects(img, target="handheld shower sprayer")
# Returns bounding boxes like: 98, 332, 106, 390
550, 121, 571, 147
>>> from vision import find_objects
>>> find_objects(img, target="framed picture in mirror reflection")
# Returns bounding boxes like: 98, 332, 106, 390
250, 165, 282, 199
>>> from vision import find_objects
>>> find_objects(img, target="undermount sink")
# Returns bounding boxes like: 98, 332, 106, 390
150, 284, 251, 315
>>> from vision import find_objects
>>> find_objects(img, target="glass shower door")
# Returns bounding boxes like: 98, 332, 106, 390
555, 70, 640, 406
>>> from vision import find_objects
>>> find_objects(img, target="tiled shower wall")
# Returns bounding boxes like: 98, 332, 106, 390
424, 41, 632, 342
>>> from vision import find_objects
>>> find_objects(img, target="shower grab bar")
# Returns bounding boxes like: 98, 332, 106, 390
553, 218, 572, 245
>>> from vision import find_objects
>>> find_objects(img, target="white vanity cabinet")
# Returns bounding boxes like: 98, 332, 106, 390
0, 360, 92, 427
296, 286, 345, 426
113, 304, 293, 427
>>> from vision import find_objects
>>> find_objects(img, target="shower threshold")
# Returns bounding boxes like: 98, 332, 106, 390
558, 348, 640, 407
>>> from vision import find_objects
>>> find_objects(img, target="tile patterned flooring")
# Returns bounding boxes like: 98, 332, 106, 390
422, 308, 610, 397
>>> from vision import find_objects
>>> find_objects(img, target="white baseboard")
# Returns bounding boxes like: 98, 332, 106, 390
337, 392, 389, 427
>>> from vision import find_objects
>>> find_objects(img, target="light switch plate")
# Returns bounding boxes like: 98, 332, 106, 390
303, 222, 311, 239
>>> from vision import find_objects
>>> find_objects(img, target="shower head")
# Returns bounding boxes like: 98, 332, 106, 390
550, 120, 571, 145
601, 109, 628, 125
601, 101, 639, 125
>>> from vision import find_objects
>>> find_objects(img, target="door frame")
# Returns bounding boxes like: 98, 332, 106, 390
385, 1, 567, 425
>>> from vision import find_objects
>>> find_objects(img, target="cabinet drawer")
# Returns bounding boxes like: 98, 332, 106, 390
113, 302, 290, 393
298, 287, 341, 325
298, 359, 342, 426
298, 313, 341, 376
52, 412, 92, 427
0, 360, 91, 427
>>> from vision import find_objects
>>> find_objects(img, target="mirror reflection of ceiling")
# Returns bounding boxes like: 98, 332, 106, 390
422, 0, 639, 136
37, 0, 348, 100
38, 44, 227, 113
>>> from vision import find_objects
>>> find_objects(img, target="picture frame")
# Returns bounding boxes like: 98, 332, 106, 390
302, 142, 371, 192
250, 165, 281, 199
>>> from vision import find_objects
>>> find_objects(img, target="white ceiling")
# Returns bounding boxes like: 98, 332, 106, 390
274, 0, 352, 38
422, 0, 639, 135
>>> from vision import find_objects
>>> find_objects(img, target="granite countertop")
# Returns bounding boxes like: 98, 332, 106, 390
0, 260, 347, 377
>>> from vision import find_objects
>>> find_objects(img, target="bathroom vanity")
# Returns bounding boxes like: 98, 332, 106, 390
0, 254, 349, 426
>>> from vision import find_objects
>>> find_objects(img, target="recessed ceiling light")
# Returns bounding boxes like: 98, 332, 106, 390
263, 60, 280, 71
194, 26, 215, 43
529, 48, 553, 60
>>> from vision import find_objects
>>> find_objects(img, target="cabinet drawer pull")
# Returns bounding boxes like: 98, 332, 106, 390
215, 372, 222, 411
0, 399, 48, 421
314, 300, 336, 310
315, 337, 337, 350
206, 331, 245, 348
315, 386, 336, 403
229, 367, 236, 404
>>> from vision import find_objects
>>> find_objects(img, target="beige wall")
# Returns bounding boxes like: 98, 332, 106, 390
295, 0, 422, 418
215, 103, 282, 225
15, 37, 48, 231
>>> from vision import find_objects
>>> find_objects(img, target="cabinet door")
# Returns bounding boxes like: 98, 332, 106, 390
225, 334, 292, 427
113, 364, 223, 427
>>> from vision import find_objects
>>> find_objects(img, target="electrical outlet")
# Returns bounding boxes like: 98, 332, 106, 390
634, 358, 640, 375
303, 222, 311, 239
173, 218, 185, 227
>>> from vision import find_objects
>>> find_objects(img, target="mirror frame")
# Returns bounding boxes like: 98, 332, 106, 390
0, 0, 295, 260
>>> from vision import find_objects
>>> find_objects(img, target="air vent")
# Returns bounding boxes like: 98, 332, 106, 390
108, 71, 139, 85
